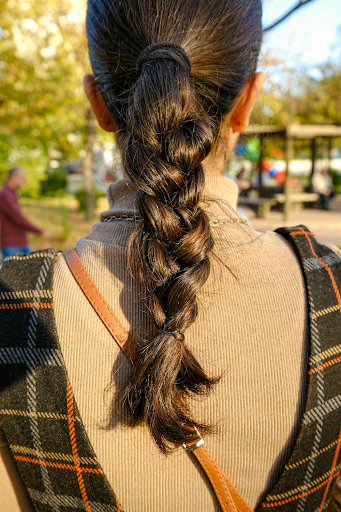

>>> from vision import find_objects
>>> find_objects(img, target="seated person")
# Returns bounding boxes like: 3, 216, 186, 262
312, 168, 336, 210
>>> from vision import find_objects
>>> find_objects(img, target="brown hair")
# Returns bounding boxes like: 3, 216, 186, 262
86, 0, 262, 453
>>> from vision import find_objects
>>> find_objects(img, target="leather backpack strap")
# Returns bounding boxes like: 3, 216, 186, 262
65, 248, 254, 512
184, 436, 253, 512
65, 249, 138, 364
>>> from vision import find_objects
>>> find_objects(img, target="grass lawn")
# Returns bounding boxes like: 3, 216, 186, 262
21, 196, 109, 253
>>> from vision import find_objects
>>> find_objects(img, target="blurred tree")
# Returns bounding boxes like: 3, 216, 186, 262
40, 168, 68, 197
251, 51, 290, 126
0, 0, 89, 195
252, 52, 341, 128
295, 62, 341, 125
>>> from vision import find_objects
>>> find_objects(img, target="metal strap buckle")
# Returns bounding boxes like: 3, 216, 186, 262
183, 427, 205, 453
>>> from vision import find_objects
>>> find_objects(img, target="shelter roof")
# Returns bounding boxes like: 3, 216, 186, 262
245, 124, 341, 139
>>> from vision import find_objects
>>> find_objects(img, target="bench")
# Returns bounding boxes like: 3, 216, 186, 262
237, 196, 276, 219
274, 192, 319, 209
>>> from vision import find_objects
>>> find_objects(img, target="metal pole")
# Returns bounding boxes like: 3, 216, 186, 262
310, 138, 317, 190
83, 109, 96, 221
328, 138, 332, 172
284, 135, 294, 221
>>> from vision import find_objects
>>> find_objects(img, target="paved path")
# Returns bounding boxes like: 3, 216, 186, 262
245, 198, 341, 248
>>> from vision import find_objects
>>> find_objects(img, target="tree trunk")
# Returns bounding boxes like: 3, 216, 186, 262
83, 108, 96, 220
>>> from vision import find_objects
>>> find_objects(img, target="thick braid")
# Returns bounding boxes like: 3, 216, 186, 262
87, 0, 263, 453
120, 44, 219, 452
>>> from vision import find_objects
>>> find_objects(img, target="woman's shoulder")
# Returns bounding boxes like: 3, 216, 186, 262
259, 226, 341, 258
238, 225, 341, 280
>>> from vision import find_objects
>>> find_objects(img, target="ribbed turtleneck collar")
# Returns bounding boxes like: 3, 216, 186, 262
100, 175, 239, 221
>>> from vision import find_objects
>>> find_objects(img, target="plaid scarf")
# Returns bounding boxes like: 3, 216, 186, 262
256, 226, 341, 511
0, 226, 340, 512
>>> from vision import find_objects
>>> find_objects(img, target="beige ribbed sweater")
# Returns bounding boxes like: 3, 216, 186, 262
1, 175, 340, 512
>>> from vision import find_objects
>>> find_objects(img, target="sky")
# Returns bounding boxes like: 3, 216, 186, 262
262, 0, 341, 68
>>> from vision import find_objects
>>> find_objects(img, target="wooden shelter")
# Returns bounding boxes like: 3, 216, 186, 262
243, 124, 341, 220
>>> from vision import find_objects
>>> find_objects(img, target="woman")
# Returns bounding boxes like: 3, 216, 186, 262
1, 0, 341, 511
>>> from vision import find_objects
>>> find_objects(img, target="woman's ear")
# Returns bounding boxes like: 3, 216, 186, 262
83, 74, 116, 132
230, 72, 266, 133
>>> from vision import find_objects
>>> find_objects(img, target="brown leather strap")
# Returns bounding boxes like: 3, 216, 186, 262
65, 249, 138, 365
65, 248, 253, 512
190, 444, 253, 512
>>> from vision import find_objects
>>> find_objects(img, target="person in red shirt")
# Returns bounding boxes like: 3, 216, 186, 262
0, 167, 49, 261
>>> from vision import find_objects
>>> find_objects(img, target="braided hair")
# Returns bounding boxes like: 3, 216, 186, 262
87, 0, 262, 453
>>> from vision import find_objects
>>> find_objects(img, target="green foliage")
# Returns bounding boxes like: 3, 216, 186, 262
296, 63, 341, 125
60, 205, 71, 241
332, 170, 341, 192
40, 169, 67, 197
74, 188, 105, 212
252, 51, 341, 127
0, 0, 88, 189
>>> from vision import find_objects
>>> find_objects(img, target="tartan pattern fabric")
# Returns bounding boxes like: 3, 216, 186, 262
0, 226, 340, 512
256, 226, 341, 512
0, 250, 123, 512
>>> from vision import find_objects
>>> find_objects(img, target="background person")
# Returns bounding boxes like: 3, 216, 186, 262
0, 167, 49, 260
312, 167, 336, 210
236, 166, 252, 196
